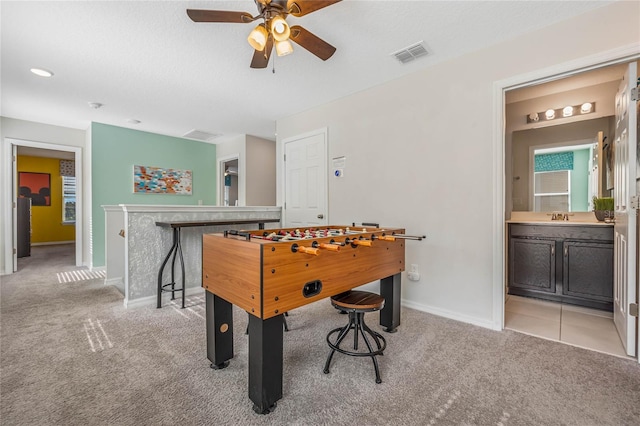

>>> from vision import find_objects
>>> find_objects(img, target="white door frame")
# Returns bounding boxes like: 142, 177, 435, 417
492, 44, 640, 345
281, 127, 328, 227
3, 138, 83, 273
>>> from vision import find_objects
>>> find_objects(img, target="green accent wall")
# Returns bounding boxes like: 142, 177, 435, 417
570, 148, 590, 211
91, 123, 217, 267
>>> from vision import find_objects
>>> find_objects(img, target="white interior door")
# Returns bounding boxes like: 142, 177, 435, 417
613, 62, 637, 357
283, 130, 328, 228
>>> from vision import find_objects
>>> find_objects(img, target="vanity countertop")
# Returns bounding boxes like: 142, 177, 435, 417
508, 212, 613, 226
506, 219, 613, 227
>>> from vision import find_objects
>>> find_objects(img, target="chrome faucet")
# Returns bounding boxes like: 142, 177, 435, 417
551, 212, 569, 221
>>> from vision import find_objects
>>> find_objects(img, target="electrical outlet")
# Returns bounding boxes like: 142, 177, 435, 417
408, 264, 420, 281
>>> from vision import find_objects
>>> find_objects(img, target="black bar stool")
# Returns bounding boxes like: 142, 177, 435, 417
323, 291, 387, 384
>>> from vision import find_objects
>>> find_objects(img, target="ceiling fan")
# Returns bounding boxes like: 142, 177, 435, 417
187, 0, 341, 68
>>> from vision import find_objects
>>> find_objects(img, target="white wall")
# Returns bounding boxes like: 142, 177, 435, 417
0, 117, 88, 274
246, 135, 276, 206
104, 207, 125, 294
216, 134, 276, 207
275, 1, 640, 328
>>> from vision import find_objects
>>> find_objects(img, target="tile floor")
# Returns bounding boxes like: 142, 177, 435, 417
505, 294, 631, 358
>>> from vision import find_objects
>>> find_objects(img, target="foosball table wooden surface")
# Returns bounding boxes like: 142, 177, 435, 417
202, 224, 427, 414
202, 225, 406, 320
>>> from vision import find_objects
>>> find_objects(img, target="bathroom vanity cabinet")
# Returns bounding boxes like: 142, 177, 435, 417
508, 223, 613, 311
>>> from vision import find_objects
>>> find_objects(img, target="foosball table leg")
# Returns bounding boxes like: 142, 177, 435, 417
248, 314, 284, 414
206, 292, 233, 369
380, 273, 401, 333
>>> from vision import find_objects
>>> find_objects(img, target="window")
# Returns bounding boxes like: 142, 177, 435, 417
62, 176, 76, 223
534, 170, 571, 212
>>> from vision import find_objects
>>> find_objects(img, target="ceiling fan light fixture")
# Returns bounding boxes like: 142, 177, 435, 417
247, 24, 268, 51
275, 40, 293, 57
270, 15, 290, 41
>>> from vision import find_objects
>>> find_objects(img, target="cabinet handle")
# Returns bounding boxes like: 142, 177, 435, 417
564, 247, 568, 257
551, 246, 555, 256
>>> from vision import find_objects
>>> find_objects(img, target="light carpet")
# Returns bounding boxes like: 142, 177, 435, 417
1, 245, 639, 425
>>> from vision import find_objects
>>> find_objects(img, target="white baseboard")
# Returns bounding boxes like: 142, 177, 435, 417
402, 299, 497, 331
104, 277, 122, 286
124, 286, 206, 309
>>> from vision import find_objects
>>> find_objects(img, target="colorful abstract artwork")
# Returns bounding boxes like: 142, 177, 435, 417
18, 172, 51, 206
133, 165, 192, 195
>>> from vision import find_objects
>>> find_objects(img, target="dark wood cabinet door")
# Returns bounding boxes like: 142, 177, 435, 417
563, 241, 614, 302
509, 238, 556, 293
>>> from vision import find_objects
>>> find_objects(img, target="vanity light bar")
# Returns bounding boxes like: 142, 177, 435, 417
526, 102, 595, 124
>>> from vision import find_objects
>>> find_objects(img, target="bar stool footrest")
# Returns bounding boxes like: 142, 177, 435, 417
326, 326, 386, 356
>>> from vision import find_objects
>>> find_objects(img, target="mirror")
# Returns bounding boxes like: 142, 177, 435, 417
511, 117, 613, 212
530, 142, 597, 212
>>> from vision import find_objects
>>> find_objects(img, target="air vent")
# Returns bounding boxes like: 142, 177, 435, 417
182, 129, 222, 142
391, 41, 429, 64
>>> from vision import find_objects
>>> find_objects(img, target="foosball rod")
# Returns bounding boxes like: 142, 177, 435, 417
390, 234, 426, 241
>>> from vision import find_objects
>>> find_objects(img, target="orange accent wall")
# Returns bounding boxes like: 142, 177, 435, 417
17, 156, 75, 243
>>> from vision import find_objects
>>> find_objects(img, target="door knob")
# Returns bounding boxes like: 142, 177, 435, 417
317, 214, 324, 219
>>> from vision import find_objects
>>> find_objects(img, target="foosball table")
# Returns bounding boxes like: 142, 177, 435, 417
201, 224, 423, 414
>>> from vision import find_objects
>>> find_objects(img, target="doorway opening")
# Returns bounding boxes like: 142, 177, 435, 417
4, 139, 83, 273
219, 157, 239, 206
500, 56, 639, 360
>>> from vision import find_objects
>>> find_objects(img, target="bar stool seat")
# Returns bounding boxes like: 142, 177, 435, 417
323, 290, 387, 384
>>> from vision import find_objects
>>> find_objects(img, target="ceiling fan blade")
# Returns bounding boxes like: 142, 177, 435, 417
287, 0, 341, 17
250, 35, 274, 68
187, 9, 254, 23
289, 26, 336, 60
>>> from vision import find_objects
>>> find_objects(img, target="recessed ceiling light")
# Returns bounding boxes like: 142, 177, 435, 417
88, 102, 103, 109
126, 119, 141, 124
30, 68, 54, 77
562, 105, 573, 117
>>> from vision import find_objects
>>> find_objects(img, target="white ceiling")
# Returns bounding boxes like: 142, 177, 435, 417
1, 1, 616, 143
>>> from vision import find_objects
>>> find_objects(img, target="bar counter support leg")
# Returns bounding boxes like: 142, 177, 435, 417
380, 273, 401, 333
206, 292, 234, 369
170, 228, 178, 300
176, 228, 185, 309
157, 227, 179, 308
248, 314, 283, 414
